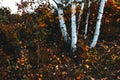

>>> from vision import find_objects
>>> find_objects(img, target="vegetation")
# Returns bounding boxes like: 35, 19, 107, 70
0, 0, 120, 80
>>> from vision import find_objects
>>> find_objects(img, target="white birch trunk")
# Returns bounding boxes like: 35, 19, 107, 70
90, 0, 107, 48
57, 8, 69, 43
84, 0, 91, 39
77, 1, 85, 35
71, 1, 77, 52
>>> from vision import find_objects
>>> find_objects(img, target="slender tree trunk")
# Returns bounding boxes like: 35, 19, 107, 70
57, 7, 70, 43
90, 0, 107, 48
77, 0, 85, 35
84, 0, 91, 39
71, 1, 77, 52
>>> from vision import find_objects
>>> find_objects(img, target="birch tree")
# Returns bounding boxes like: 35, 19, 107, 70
71, 0, 77, 52
90, 0, 107, 48
17, 0, 108, 53
53, 0, 79, 52
77, 0, 85, 35
50, 0, 108, 53
53, 0, 71, 44
57, 7, 70, 43
84, 0, 91, 39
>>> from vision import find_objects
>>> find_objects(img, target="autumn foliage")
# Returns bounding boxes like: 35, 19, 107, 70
107, 0, 120, 10
0, 1, 120, 80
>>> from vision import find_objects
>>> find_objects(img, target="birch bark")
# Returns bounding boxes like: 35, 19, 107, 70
77, 0, 85, 35
53, 0, 70, 43
90, 0, 107, 48
71, 0, 77, 52
57, 7, 70, 43
84, 0, 91, 39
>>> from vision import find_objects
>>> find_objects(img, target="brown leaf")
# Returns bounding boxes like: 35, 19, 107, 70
0, 71, 7, 78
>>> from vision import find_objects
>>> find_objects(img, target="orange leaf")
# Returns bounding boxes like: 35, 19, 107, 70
38, 78, 42, 80
82, 45, 89, 52
76, 74, 85, 80
76, 75, 81, 80
62, 71, 67, 76
39, 22, 46, 28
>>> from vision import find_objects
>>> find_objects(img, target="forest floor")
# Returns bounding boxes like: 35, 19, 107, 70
0, 32, 120, 80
